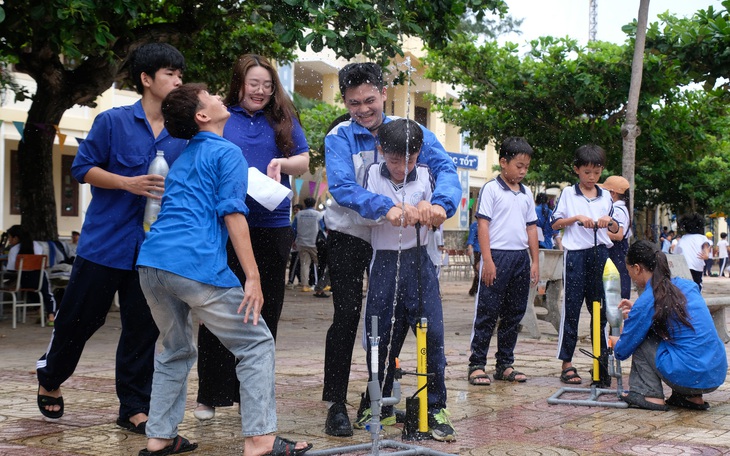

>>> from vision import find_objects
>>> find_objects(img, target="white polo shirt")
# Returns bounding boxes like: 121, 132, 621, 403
476, 175, 537, 251
552, 184, 614, 251
364, 162, 434, 251
675, 233, 710, 272
611, 199, 632, 240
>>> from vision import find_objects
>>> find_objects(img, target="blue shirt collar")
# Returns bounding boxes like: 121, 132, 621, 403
573, 183, 605, 197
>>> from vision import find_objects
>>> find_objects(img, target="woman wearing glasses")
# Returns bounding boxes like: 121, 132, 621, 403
194, 54, 310, 421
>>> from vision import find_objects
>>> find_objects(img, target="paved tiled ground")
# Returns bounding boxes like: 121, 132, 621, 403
1, 275, 730, 455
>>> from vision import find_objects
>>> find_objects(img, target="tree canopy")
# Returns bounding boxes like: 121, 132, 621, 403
643, 0, 730, 92
424, 13, 730, 215
2, 0, 506, 239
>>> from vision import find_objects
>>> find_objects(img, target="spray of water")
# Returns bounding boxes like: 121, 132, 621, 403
382, 55, 418, 401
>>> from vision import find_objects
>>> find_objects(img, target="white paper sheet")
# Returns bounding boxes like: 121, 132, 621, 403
247, 167, 293, 211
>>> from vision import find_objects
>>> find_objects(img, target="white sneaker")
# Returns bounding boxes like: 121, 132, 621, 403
194, 404, 215, 420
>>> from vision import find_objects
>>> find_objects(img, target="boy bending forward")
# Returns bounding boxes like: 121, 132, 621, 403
136, 84, 311, 456
358, 119, 454, 442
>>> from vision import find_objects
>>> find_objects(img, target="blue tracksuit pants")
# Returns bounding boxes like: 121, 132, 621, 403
364, 246, 446, 414
557, 246, 609, 362
469, 249, 530, 370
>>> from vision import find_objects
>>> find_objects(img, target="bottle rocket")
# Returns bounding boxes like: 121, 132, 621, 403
143, 150, 169, 231
603, 258, 622, 336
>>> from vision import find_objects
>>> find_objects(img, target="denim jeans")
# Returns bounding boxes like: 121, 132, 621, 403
138, 267, 277, 439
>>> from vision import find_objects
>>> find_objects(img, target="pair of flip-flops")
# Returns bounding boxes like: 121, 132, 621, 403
137, 435, 311, 456
37, 386, 64, 419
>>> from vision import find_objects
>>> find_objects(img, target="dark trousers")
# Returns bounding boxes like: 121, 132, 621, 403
608, 238, 631, 299
365, 247, 447, 413
469, 251, 481, 295
288, 252, 300, 284
226, 226, 292, 340
690, 269, 704, 292
322, 230, 373, 404
469, 250, 530, 370
557, 246, 609, 363
37, 257, 157, 420
196, 324, 240, 406
196, 226, 292, 406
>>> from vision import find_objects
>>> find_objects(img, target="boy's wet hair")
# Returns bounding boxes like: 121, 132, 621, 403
129, 43, 185, 94
303, 197, 316, 208
573, 144, 606, 168
161, 83, 206, 140
499, 136, 533, 161
338, 62, 384, 96
378, 119, 423, 157
679, 212, 705, 235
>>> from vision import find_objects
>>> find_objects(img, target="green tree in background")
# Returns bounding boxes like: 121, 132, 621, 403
424, 17, 730, 215
643, 1, 730, 92
1, 0, 506, 239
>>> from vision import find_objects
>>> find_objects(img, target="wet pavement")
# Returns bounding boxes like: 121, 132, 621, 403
2, 275, 730, 455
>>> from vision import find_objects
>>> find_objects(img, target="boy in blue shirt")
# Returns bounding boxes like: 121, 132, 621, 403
355, 119, 455, 442
137, 84, 311, 456
551, 144, 619, 386
36, 43, 187, 431
468, 137, 539, 386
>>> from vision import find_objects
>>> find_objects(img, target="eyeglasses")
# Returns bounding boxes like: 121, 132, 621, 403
245, 81, 275, 95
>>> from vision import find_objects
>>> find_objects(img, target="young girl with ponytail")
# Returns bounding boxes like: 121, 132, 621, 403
611, 240, 726, 411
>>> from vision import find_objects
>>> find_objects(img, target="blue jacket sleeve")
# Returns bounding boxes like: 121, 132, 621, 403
418, 127, 460, 218
325, 131, 396, 220
614, 285, 655, 361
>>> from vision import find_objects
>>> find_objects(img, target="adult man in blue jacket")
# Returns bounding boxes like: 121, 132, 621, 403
322, 62, 461, 437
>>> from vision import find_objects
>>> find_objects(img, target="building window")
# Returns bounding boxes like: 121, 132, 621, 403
10, 150, 20, 215
61, 155, 78, 216
415, 106, 428, 128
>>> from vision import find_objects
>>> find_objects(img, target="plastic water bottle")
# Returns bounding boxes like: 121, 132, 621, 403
143, 150, 169, 231
603, 258, 622, 335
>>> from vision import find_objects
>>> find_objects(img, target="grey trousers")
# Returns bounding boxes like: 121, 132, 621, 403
629, 333, 718, 398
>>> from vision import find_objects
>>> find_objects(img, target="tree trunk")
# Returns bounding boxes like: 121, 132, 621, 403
15, 45, 126, 240
621, 0, 650, 216
17, 87, 67, 240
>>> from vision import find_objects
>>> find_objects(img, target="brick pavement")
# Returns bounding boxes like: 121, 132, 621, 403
1, 276, 729, 455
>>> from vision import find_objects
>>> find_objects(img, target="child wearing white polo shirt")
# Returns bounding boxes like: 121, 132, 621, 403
467, 137, 539, 386
551, 144, 619, 387
356, 118, 455, 442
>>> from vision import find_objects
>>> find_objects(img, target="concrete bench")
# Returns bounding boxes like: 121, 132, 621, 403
520, 251, 730, 343
666, 254, 730, 343
520, 249, 563, 339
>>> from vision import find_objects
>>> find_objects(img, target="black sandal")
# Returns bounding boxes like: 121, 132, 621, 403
620, 391, 669, 411
468, 365, 491, 386
37, 385, 64, 419
666, 393, 710, 411
263, 436, 313, 456
495, 365, 527, 383
559, 367, 582, 385
138, 435, 198, 456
